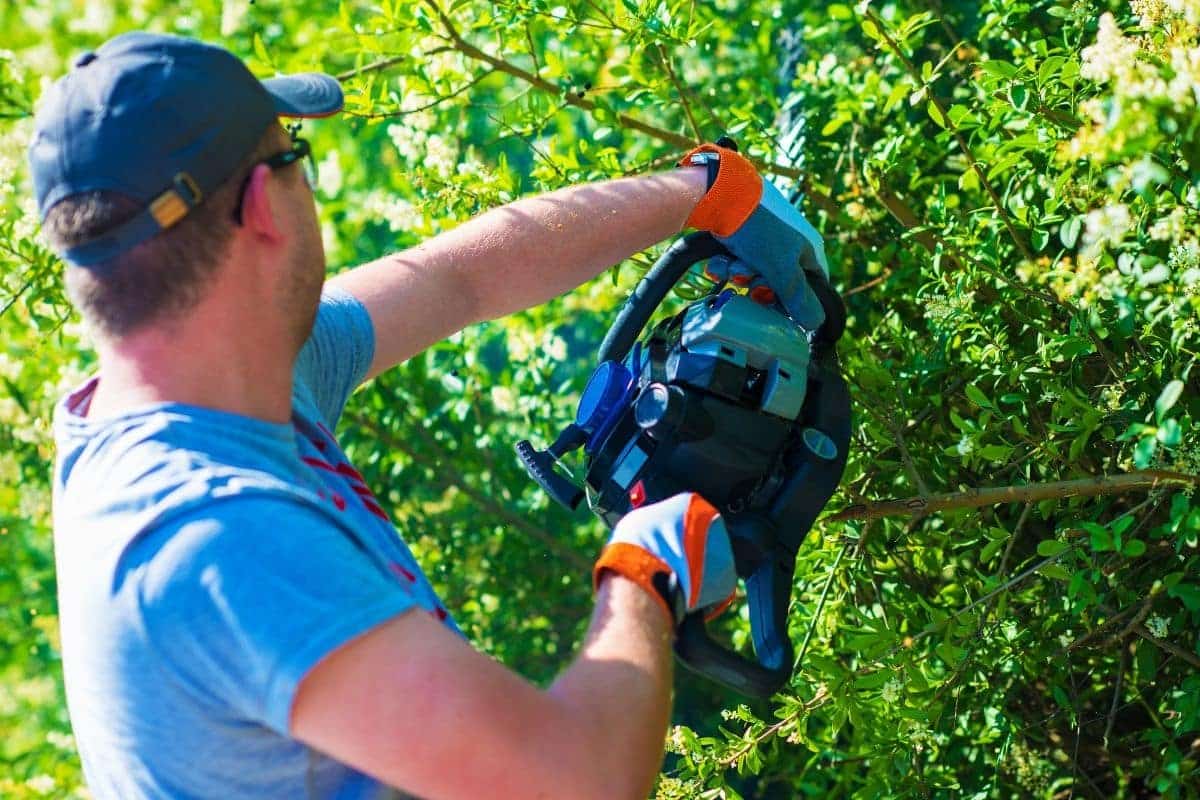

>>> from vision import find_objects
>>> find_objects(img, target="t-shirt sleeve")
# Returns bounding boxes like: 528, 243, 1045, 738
136, 496, 417, 734
293, 285, 377, 429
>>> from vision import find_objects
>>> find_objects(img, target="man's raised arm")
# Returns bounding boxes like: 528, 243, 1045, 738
328, 168, 708, 380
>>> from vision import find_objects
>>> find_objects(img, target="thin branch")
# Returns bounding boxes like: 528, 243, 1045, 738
524, 20, 540, 75
996, 501, 1032, 575
826, 470, 1198, 523
1103, 647, 1128, 749
862, 5, 1033, 262
843, 268, 893, 297
655, 43, 702, 142
344, 70, 496, 120
717, 684, 831, 768
796, 543, 849, 669
1131, 624, 1200, 669
336, 55, 407, 82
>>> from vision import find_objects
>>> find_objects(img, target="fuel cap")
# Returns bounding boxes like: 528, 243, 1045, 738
576, 361, 634, 433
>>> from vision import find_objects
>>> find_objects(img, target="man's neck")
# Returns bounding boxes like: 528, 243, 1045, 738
87, 306, 297, 425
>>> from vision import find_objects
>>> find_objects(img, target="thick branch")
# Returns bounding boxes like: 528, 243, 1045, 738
826, 470, 1198, 523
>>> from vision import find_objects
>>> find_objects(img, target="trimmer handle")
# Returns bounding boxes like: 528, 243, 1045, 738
674, 553, 795, 698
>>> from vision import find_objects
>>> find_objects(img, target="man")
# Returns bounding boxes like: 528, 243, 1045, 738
32, 32, 828, 799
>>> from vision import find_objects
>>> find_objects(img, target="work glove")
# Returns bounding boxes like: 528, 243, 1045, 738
593, 492, 737, 627
680, 143, 828, 330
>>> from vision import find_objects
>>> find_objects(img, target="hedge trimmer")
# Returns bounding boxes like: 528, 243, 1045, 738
517, 223, 851, 698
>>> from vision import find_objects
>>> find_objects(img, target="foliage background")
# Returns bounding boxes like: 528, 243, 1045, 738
2, 0, 1199, 797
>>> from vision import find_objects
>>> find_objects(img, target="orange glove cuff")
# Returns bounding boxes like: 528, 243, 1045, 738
678, 144, 763, 237
594, 542, 675, 624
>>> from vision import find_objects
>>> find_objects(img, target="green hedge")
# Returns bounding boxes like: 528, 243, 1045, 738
1, 0, 1197, 796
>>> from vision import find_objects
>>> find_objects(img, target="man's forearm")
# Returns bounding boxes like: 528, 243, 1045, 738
549, 574, 674, 800
331, 167, 708, 378
455, 168, 708, 322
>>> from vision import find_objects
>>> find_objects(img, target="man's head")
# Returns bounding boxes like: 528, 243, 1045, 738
28, 33, 342, 342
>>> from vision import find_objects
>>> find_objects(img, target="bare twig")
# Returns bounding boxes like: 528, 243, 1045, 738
525, 20, 540, 75
336, 55, 407, 82
843, 269, 894, 297
655, 43, 702, 142
826, 470, 1198, 523
344, 70, 496, 120
997, 501, 1033, 576
1104, 647, 1128, 749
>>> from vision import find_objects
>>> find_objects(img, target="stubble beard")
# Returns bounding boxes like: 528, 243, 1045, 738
283, 227, 326, 351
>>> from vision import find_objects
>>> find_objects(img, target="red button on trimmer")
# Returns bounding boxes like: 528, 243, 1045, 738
629, 480, 646, 508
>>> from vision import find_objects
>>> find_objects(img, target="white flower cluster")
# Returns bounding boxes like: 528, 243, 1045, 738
1081, 203, 1132, 256
1145, 614, 1170, 638
387, 122, 460, 178
1166, 0, 1200, 25
1080, 14, 1140, 83
1168, 45, 1200, 105
356, 189, 422, 233
1150, 207, 1189, 241
880, 677, 904, 704
45, 730, 75, 750
24, 774, 55, 795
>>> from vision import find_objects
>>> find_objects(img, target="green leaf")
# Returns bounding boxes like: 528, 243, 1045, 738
1168, 584, 1200, 611
1039, 564, 1071, 580
1157, 418, 1182, 446
1037, 540, 1069, 557
1009, 84, 1028, 110
1134, 436, 1158, 468
981, 537, 1006, 562
1037, 56, 1067, 86
1155, 380, 1184, 423
978, 60, 1019, 80
1089, 525, 1114, 552
1060, 215, 1082, 248
978, 443, 1013, 461
1122, 539, 1146, 558
927, 101, 946, 129
252, 33, 272, 69
964, 383, 992, 409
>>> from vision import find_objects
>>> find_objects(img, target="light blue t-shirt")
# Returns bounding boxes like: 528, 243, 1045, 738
52, 287, 453, 799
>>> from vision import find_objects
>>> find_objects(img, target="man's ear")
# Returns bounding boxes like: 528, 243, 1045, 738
240, 163, 284, 242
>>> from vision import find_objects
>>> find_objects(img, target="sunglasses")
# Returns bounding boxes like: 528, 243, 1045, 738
232, 130, 318, 224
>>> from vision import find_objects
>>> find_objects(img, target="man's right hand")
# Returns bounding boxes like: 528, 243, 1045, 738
593, 492, 737, 626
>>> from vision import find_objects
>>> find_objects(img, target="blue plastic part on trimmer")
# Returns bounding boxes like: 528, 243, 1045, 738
576, 361, 634, 453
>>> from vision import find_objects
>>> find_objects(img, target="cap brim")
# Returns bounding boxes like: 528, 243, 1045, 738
262, 73, 343, 118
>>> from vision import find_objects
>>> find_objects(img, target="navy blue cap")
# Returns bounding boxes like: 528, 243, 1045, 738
28, 32, 343, 267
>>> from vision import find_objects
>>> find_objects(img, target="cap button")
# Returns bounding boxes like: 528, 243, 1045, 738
74, 51, 98, 67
